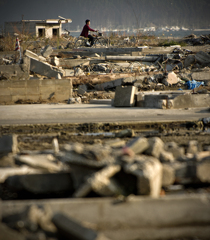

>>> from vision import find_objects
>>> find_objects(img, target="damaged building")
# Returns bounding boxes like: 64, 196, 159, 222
4, 18, 72, 38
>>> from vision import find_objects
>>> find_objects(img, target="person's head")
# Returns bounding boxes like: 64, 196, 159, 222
85, 19, 90, 25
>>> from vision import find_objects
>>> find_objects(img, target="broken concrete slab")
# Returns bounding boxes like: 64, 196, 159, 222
0, 135, 18, 155
5, 173, 74, 194
184, 55, 195, 68
41, 45, 53, 58
191, 71, 210, 81
78, 84, 88, 95
94, 78, 123, 91
0, 166, 41, 183
30, 57, 64, 78
24, 49, 46, 62
52, 213, 109, 240
145, 137, 164, 159
123, 137, 149, 156
105, 55, 159, 62
73, 165, 121, 198
89, 99, 112, 105
162, 164, 175, 187
197, 159, 210, 183
65, 69, 75, 76
124, 155, 162, 197
143, 92, 210, 109
113, 86, 137, 107
15, 154, 63, 172
0, 57, 30, 80
195, 51, 210, 65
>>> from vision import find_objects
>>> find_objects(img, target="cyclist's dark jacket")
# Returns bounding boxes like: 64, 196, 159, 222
80, 24, 95, 37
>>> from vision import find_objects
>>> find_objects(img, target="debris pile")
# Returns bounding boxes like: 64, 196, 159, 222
1, 132, 210, 239
1, 133, 210, 200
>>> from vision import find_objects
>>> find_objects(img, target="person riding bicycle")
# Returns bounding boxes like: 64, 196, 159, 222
80, 19, 98, 46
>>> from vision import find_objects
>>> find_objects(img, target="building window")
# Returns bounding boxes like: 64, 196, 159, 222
38, 28, 45, 37
53, 28, 59, 36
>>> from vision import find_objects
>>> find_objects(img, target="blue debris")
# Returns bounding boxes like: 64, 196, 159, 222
186, 80, 204, 90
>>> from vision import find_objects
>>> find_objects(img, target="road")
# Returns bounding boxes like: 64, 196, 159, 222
0, 104, 209, 125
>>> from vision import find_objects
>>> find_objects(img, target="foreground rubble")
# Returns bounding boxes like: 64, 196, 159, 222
0, 132, 210, 240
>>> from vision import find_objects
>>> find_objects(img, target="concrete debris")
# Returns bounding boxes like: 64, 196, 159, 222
0, 135, 18, 155
123, 137, 149, 156
124, 155, 162, 197
30, 57, 64, 78
41, 45, 53, 58
113, 85, 137, 107
5, 173, 73, 194
67, 97, 82, 104
145, 137, 164, 159
14, 154, 63, 172
52, 213, 110, 240
75, 68, 85, 76
195, 51, 210, 65
0, 57, 30, 80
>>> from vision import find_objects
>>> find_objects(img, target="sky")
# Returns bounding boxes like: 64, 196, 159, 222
0, 0, 210, 33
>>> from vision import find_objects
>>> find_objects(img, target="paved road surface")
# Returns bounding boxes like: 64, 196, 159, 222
0, 104, 209, 125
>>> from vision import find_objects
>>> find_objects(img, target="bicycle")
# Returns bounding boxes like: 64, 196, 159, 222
74, 32, 108, 48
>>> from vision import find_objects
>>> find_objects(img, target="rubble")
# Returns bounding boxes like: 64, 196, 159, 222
113, 86, 137, 107
52, 213, 109, 240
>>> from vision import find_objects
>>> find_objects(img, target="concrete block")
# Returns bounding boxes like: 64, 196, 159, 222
0, 95, 12, 103
40, 79, 56, 86
0, 135, 18, 154
78, 84, 88, 95
159, 150, 175, 162
192, 71, 210, 81
123, 137, 149, 155
89, 99, 112, 105
52, 213, 109, 240
15, 154, 63, 172
115, 129, 134, 138
162, 164, 175, 187
26, 86, 40, 95
5, 173, 74, 194
65, 69, 75, 76
195, 51, 210, 65
143, 92, 210, 109
26, 79, 41, 87
0, 86, 10, 96
0, 80, 11, 88
187, 140, 198, 154
124, 155, 162, 197
164, 142, 185, 159
10, 87, 26, 96
94, 78, 123, 91
0, 63, 30, 80
73, 165, 121, 198
30, 58, 64, 78
184, 55, 195, 68
41, 45, 53, 58
25, 50, 46, 62
113, 86, 137, 107
145, 137, 164, 159
197, 159, 210, 183
40, 86, 56, 99
136, 92, 145, 107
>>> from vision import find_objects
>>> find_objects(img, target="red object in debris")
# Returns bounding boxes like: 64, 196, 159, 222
15, 37, 20, 51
